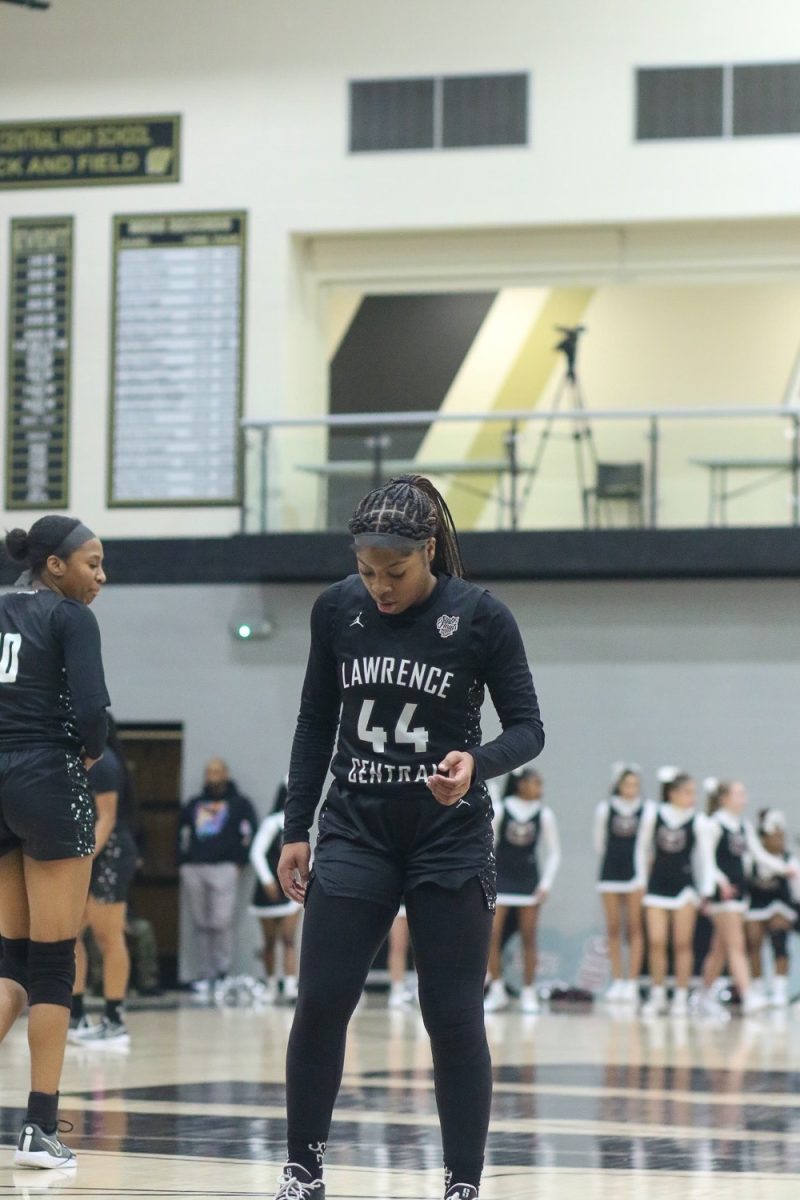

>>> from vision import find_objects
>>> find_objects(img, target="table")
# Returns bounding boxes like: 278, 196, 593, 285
297, 458, 513, 529
691, 456, 800, 526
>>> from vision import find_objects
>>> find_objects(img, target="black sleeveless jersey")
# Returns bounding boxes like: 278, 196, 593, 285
713, 816, 748, 895
0, 587, 110, 756
285, 572, 543, 842
496, 803, 542, 895
647, 809, 696, 898
750, 851, 794, 912
600, 800, 643, 884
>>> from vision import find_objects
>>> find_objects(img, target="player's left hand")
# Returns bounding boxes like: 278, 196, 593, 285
426, 750, 475, 807
534, 886, 549, 904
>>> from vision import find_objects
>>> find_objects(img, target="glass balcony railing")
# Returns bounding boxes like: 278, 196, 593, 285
239, 407, 800, 534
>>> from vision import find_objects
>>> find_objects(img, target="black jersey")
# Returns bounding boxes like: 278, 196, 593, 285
600, 800, 644, 884
713, 816, 748, 896
285, 573, 543, 843
647, 809, 697, 899
750, 852, 794, 913
496, 803, 541, 895
0, 587, 109, 758
88, 746, 132, 829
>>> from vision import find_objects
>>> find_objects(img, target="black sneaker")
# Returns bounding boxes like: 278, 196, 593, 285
272, 1163, 325, 1198
444, 1186, 478, 1200
14, 1123, 77, 1169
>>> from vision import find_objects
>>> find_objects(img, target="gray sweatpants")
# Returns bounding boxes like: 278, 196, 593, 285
180, 862, 239, 980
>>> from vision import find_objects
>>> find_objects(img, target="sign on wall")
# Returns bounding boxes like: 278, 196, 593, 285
6, 216, 73, 510
109, 211, 246, 507
0, 116, 180, 190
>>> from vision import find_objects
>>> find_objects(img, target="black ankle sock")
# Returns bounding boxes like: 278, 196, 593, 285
105, 999, 122, 1024
286, 1138, 325, 1181
26, 1090, 58, 1135
71, 993, 84, 1021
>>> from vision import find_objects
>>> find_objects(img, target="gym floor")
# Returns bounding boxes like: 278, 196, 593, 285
3, 997, 800, 1199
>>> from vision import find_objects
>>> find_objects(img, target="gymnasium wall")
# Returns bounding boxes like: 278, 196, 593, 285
2, 0, 800, 537
95, 576, 800, 981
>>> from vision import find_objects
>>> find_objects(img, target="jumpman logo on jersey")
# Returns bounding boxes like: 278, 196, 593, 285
350, 611, 365, 629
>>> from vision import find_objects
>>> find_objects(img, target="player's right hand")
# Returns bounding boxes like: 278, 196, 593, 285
278, 842, 311, 904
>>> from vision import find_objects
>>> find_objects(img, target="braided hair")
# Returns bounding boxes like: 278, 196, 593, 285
348, 475, 465, 577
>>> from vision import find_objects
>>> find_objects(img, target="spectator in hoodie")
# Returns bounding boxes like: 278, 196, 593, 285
178, 758, 257, 992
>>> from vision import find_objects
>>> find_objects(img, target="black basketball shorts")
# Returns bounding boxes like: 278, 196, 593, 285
311, 782, 497, 911
0, 746, 95, 862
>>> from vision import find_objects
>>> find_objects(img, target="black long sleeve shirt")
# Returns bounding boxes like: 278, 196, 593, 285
284, 573, 544, 843
0, 588, 110, 759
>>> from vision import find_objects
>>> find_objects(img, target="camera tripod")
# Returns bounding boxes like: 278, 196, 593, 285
517, 325, 598, 521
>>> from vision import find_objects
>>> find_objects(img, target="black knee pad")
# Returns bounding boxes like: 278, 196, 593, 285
0, 937, 30, 995
771, 929, 789, 960
28, 939, 76, 1009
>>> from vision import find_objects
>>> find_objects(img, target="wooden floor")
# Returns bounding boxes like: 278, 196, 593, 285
4, 995, 800, 1199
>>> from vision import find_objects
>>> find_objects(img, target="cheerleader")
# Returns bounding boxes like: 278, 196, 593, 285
700, 780, 795, 1016
595, 763, 654, 1004
746, 809, 800, 1008
484, 766, 560, 1015
639, 769, 703, 1017
249, 779, 301, 1002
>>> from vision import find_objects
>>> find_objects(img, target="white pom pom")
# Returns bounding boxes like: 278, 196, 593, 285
760, 809, 787, 835
611, 760, 642, 780
657, 765, 679, 783
702, 776, 719, 796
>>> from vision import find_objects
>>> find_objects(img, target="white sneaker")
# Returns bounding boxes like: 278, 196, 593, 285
742, 987, 770, 1015
641, 985, 667, 1017
771, 977, 789, 1008
519, 986, 540, 1014
282, 975, 298, 1003
388, 982, 408, 1009
484, 980, 510, 1013
604, 979, 624, 1003
670, 987, 689, 1017
698, 989, 730, 1020
619, 979, 639, 1004
14, 1123, 77, 1169
70, 1016, 130, 1045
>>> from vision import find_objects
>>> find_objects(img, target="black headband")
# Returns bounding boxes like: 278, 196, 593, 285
14, 522, 96, 588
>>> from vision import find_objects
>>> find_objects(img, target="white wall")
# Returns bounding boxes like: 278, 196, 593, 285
94, 575, 800, 980
2, 0, 800, 536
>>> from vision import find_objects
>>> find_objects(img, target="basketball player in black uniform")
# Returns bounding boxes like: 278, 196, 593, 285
274, 475, 544, 1200
0, 516, 109, 1168
70, 716, 138, 1044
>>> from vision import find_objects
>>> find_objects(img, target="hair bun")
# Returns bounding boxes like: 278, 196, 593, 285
4, 528, 30, 562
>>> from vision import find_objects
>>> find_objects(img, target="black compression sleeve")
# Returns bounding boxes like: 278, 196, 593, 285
468, 594, 544, 782
284, 588, 342, 843
54, 601, 110, 759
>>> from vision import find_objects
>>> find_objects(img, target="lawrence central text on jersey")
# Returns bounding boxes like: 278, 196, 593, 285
327, 575, 538, 794
286, 573, 544, 907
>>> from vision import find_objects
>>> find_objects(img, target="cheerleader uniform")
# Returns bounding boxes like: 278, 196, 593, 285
494, 798, 560, 906
250, 810, 301, 919
641, 804, 702, 909
747, 852, 800, 925
702, 810, 789, 915
595, 797, 654, 894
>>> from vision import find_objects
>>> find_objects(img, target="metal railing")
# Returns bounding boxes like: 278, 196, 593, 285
240, 406, 800, 534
